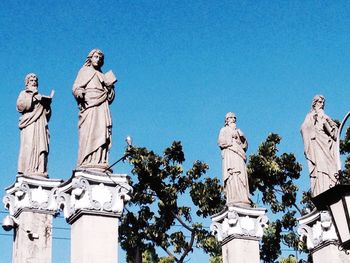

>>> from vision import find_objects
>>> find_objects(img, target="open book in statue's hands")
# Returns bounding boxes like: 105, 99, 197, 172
40, 90, 54, 106
104, 70, 117, 87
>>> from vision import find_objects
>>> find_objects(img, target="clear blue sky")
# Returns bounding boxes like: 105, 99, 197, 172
1, 1, 350, 262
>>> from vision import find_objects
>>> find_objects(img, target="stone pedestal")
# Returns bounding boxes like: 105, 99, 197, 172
298, 209, 350, 263
3, 175, 63, 263
58, 170, 132, 263
211, 205, 268, 263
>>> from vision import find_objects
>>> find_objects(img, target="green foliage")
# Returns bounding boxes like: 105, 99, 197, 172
261, 221, 282, 263
340, 124, 350, 155
142, 248, 159, 263
190, 177, 224, 217
209, 255, 222, 263
339, 125, 350, 183
159, 257, 176, 263
279, 254, 311, 263
195, 228, 221, 255
300, 190, 314, 214
121, 134, 313, 263
248, 133, 304, 262
279, 255, 298, 263
120, 141, 225, 262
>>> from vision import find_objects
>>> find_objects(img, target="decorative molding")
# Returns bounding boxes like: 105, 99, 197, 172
3, 171, 132, 224
211, 205, 268, 243
298, 210, 338, 251
3, 176, 63, 216
57, 171, 132, 223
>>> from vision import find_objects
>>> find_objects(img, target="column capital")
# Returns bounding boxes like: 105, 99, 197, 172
211, 205, 268, 244
57, 170, 133, 224
298, 209, 339, 251
3, 175, 63, 217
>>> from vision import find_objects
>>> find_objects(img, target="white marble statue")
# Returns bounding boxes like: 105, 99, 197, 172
17, 73, 52, 177
73, 49, 117, 170
301, 95, 339, 197
218, 112, 250, 206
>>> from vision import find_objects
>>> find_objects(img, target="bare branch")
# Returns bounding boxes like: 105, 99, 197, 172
171, 211, 193, 232
178, 230, 196, 262
148, 232, 179, 262
292, 203, 302, 215
159, 243, 178, 262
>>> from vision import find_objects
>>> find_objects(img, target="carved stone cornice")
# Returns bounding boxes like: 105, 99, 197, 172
57, 170, 132, 224
3, 175, 63, 216
298, 209, 339, 251
211, 205, 268, 244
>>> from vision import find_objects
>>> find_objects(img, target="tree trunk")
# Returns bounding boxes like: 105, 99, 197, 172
128, 246, 142, 263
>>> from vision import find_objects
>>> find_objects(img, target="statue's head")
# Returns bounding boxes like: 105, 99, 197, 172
311, 95, 325, 110
84, 48, 104, 69
25, 73, 38, 91
225, 112, 236, 126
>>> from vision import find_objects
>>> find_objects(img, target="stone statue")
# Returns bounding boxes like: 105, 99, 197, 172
218, 112, 250, 206
73, 49, 117, 171
301, 95, 339, 197
17, 73, 53, 177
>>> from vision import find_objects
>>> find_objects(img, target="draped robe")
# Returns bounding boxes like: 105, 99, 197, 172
73, 66, 115, 168
218, 125, 250, 206
17, 90, 50, 176
301, 109, 338, 196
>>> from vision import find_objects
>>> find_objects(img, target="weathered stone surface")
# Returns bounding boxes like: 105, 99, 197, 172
298, 210, 338, 250
71, 215, 118, 263
59, 170, 131, 263
72, 49, 117, 171
57, 170, 132, 223
3, 175, 62, 216
218, 112, 250, 206
211, 205, 267, 242
3, 176, 61, 263
222, 238, 260, 263
312, 243, 350, 263
12, 212, 53, 263
3, 170, 131, 263
298, 209, 350, 263
211, 205, 267, 263
17, 73, 53, 177
301, 95, 339, 196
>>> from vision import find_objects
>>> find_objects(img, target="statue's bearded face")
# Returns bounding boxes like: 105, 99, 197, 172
28, 77, 37, 87
91, 52, 103, 68
226, 116, 236, 127
315, 98, 324, 110
26, 76, 38, 92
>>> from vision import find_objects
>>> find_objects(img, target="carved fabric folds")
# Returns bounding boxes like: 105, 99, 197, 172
73, 66, 115, 167
218, 126, 250, 205
301, 110, 338, 196
17, 90, 50, 176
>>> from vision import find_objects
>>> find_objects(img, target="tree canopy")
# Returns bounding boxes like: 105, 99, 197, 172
120, 141, 224, 262
120, 132, 335, 263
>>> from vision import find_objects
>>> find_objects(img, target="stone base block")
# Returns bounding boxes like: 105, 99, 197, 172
298, 209, 350, 263
71, 214, 118, 263
312, 242, 349, 263
3, 176, 63, 263
58, 170, 132, 263
211, 205, 268, 263
12, 211, 53, 263
222, 238, 259, 263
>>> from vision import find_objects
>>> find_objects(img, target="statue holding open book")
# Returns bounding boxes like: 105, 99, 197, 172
73, 48, 117, 171
17, 73, 54, 177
